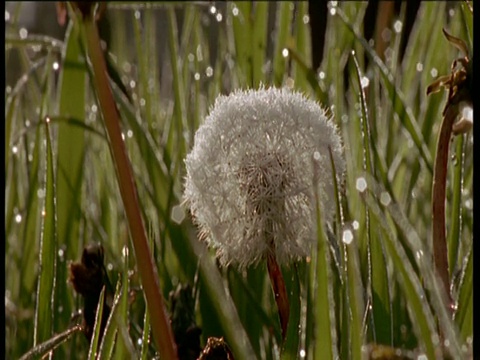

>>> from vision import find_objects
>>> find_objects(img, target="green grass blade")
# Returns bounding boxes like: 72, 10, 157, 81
231, 2, 253, 86
272, 2, 293, 87
87, 287, 106, 360
336, 7, 433, 174
454, 245, 472, 343
252, 2, 268, 87
362, 187, 437, 358
19, 325, 82, 360
280, 264, 301, 359
98, 280, 122, 360
447, 135, 465, 275
291, 2, 311, 92
55, 18, 87, 341
33, 120, 57, 346
311, 162, 337, 359
190, 237, 256, 359
56, 17, 86, 255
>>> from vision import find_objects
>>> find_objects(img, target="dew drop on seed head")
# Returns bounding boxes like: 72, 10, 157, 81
313, 151, 321, 161
416, 63, 423, 72
232, 6, 239, 16
299, 349, 306, 358
15, 214, 22, 223
430, 68, 438, 77
352, 220, 359, 230
282, 48, 289, 58
216, 13, 223, 22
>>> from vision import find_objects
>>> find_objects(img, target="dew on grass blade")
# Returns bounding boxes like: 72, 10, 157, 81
342, 229, 354, 245
356, 177, 367, 192
380, 191, 391, 206
393, 20, 402, 33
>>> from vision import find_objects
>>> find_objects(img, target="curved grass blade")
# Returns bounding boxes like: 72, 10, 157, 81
362, 175, 463, 358
19, 325, 83, 360
190, 236, 257, 359
335, 7, 433, 174
362, 189, 437, 358
33, 119, 57, 347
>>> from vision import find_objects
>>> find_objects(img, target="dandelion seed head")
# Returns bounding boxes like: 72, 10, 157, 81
184, 87, 344, 269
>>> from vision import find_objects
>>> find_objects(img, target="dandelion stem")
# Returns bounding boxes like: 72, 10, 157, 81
266, 250, 290, 341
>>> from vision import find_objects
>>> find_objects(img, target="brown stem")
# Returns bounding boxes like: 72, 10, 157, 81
266, 251, 290, 341
78, 7, 178, 359
432, 104, 457, 311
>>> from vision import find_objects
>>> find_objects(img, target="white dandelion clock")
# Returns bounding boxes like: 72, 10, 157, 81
184, 87, 345, 270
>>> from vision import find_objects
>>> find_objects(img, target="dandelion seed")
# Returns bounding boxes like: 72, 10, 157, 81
184, 86, 344, 269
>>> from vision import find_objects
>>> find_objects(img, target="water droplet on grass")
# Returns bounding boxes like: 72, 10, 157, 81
19, 28, 28, 39
380, 191, 391, 206
356, 177, 367, 192
342, 229, 354, 244
393, 20, 402, 33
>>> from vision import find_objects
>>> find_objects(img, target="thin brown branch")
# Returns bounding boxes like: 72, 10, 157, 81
76, 6, 178, 359
431, 105, 456, 311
